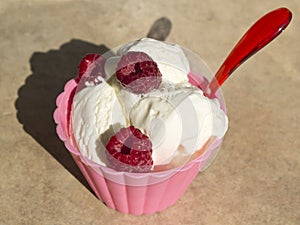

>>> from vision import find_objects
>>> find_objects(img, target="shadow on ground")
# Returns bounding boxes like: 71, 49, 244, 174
15, 39, 110, 193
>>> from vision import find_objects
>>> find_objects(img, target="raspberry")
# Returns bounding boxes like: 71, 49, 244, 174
116, 51, 162, 94
105, 126, 153, 173
78, 53, 106, 79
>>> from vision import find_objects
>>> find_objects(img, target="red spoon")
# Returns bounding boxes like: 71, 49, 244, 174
207, 7, 292, 97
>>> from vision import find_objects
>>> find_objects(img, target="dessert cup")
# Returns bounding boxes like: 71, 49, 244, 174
53, 41, 226, 215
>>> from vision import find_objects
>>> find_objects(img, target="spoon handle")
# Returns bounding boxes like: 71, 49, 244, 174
208, 7, 292, 97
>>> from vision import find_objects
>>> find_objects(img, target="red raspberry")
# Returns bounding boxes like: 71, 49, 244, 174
116, 51, 162, 94
78, 53, 106, 79
105, 126, 153, 173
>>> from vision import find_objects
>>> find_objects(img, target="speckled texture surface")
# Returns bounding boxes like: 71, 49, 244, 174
1, 0, 299, 224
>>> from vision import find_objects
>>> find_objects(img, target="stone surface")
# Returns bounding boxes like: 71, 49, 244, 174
0, 0, 299, 224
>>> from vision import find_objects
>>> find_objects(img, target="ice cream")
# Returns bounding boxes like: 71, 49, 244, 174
72, 38, 228, 171
117, 38, 190, 83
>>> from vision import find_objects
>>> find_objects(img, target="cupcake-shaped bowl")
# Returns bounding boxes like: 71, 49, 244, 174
53, 38, 227, 215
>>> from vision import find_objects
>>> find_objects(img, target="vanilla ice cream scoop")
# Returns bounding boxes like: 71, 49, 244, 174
72, 78, 127, 165
117, 38, 190, 83
129, 80, 228, 165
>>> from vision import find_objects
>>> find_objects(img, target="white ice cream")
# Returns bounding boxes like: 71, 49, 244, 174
117, 38, 190, 83
129, 80, 227, 165
72, 38, 228, 167
72, 78, 127, 164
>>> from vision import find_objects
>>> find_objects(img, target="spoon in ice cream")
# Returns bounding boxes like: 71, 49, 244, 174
206, 7, 292, 98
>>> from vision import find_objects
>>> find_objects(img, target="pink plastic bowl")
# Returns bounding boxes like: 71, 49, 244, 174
53, 71, 225, 215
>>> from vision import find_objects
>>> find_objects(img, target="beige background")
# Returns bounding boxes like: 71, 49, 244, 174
1, 0, 299, 224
